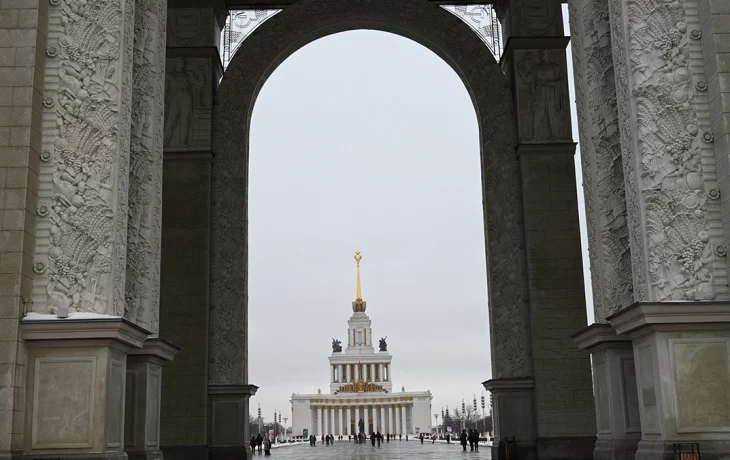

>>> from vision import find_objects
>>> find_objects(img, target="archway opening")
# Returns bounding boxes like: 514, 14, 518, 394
247, 29, 491, 438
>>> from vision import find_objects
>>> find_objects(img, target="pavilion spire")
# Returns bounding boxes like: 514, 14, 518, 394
352, 251, 367, 313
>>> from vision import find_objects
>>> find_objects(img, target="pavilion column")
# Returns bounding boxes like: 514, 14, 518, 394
346, 365, 351, 382
601, 0, 730, 457
400, 405, 407, 435
370, 364, 375, 382
339, 407, 344, 436
389, 405, 394, 435
354, 365, 359, 381
380, 406, 386, 433
394, 405, 401, 435
373, 405, 378, 432
330, 408, 335, 436
330, 365, 335, 383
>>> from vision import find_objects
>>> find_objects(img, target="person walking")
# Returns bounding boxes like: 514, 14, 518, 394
469, 429, 475, 451
263, 435, 271, 456
446, 433, 451, 444
432, 433, 436, 444
460, 429, 468, 452
377, 431, 382, 446
256, 434, 263, 453
420, 433, 424, 444
250, 435, 256, 454
474, 431, 480, 452
399, 434, 402, 441
370, 432, 376, 447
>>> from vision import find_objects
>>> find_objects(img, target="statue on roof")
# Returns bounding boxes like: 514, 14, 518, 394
379, 337, 388, 352
332, 338, 342, 353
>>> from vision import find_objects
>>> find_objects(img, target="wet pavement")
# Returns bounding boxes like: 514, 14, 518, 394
255, 440, 491, 459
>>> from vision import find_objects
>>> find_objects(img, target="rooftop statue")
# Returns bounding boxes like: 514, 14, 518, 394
379, 337, 388, 352
332, 338, 342, 353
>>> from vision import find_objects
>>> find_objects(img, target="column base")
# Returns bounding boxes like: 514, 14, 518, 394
491, 438, 537, 460
126, 451, 163, 460
537, 436, 596, 460
160, 445, 207, 460
207, 447, 248, 460
635, 440, 730, 460
207, 385, 258, 460
595, 437, 642, 460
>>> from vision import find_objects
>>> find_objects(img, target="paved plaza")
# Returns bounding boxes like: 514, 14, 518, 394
260, 441, 491, 459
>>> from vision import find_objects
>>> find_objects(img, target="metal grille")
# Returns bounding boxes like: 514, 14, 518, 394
221, 9, 282, 69
221, 4, 502, 70
441, 4, 502, 60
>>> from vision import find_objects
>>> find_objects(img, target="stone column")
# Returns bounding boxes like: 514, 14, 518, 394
606, 0, 729, 305
609, 303, 730, 459
330, 365, 335, 383
364, 406, 370, 434
347, 407, 352, 435
354, 364, 359, 381
400, 405, 407, 435
573, 325, 640, 460
370, 364, 375, 382
317, 407, 322, 437
323, 407, 329, 435
373, 405, 378, 432
380, 406, 386, 433
21, 318, 150, 460
492, 0, 596, 458
345, 365, 351, 382
207, 384, 258, 460
395, 405, 400, 435
125, 339, 180, 460
389, 405, 394, 435
339, 407, 344, 436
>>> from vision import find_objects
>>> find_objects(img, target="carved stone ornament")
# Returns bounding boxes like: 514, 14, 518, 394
49, 0, 60, 5
702, 131, 714, 143
40, 151, 52, 162
696, 80, 708, 92
42, 97, 54, 108
608, 0, 720, 301
33, 262, 46, 274
36, 205, 49, 217
715, 245, 727, 258
46, 46, 58, 57
690, 29, 701, 39
708, 188, 720, 200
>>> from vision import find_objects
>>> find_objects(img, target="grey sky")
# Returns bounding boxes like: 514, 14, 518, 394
246, 6, 593, 428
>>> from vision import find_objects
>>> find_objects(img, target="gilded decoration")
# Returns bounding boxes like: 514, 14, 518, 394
334, 380, 388, 394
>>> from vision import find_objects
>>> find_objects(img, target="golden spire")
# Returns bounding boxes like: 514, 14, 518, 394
355, 251, 363, 300
352, 251, 367, 313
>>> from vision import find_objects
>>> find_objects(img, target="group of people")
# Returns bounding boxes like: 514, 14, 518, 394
249, 434, 272, 456
308, 432, 416, 446
459, 429, 481, 451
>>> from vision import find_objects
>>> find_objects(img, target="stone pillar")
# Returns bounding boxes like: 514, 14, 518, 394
317, 407, 322, 437
401, 405, 407, 435
347, 407, 352, 435
125, 338, 180, 460
338, 407, 343, 436
566, 1, 639, 458
373, 405, 378, 432
354, 364, 359, 381
389, 405, 394, 434
20, 318, 149, 460
573, 324, 641, 460
606, 0, 729, 305
206, 385, 258, 460
330, 365, 335, 383
369, 364, 375, 382
345, 365, 351, 382
494, 0, 596, 457
608, 303, 730, 460
380, 406, 386, 433
395, 405, 400, 435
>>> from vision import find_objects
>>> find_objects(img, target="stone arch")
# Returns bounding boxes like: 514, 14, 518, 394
210, 0, 531, 387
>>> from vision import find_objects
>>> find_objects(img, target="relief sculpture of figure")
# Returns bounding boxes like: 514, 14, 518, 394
517, 49, 570, 140
164, 57, 200, 147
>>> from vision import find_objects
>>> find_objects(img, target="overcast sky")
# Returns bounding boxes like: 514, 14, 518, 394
246, 6, 593, 428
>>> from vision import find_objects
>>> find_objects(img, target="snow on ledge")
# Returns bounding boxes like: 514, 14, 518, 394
23, 312, 122, 321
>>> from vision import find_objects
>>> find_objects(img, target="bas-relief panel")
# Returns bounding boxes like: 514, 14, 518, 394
107, 359, 125, 448
34, 0, 135, 316
514, 48, 572, 142
167, 8, 215, 47
125, 0, 165, 333
636, 343, 660, 435
671, 339, 730, 432
608, 0, 725, 301
569, 0, 633, 320
32, 358, 96, 449
164, 57, 212, 150
620, 357, 641, 433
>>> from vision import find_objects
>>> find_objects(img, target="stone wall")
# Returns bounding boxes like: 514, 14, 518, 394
0, 0, 46, 453
159, 156, 211, 453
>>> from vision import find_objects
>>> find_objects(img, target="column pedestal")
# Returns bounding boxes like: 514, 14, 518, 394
573, 324, 641, 460
608, 302, 730, 460
207, 384, 258, 460
20, 318, 150, 460
484, 378, 537, 460
125, 339, 180, 460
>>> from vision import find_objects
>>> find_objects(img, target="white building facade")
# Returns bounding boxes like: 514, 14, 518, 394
291, 253, 432, 437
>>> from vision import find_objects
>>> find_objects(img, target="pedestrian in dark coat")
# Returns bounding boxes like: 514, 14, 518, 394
460, 429, 468, 451
256, 434, 263, 452
370, 432, 376, 446
420, 433, 424, 444
250, 436, 256, 454
263, 436, 271, 456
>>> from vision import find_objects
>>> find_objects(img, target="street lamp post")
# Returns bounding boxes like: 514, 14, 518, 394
434, 414, 439, 437
461, 399, 466, 432
258, 404, 262, 435
283, 417, 288, 442
481, 393, 486, 438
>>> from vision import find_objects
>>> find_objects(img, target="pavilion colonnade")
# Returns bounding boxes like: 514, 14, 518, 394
310, 400, 412, 436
